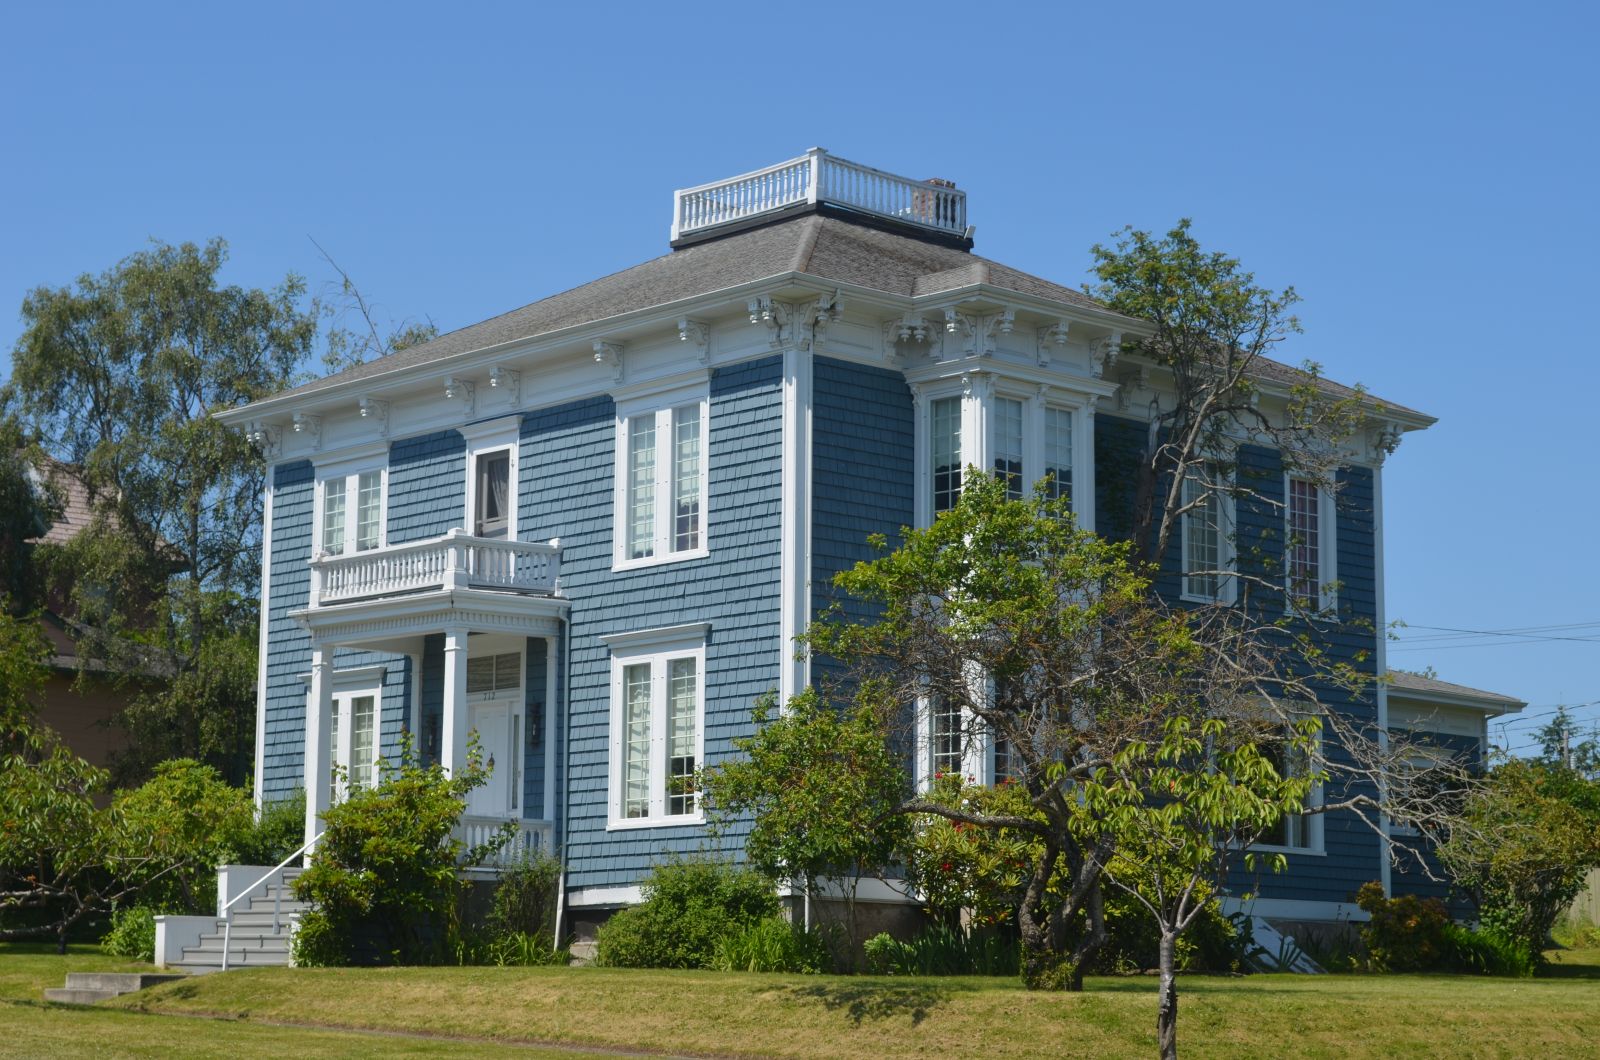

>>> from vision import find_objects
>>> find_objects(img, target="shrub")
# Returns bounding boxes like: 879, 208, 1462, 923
1355, 882, 1452, 972
111, 759, 255, 914
713, 917, 833, 974
861, 924, 1020, 977
226, 790, 306, 866
291, 737, 503, 966
595, 856, 777, 969
487, 849, 561, 940
1441, 923, 1537, 977
100, 905, 156, 961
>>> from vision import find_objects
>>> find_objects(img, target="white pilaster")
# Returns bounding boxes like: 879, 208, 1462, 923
1078, 399, 1098, 533
779, 342, 812, 703
253, 474, 274, 813
1372, 459, 1392, 898
304, 645, 333, 854
543, 634, 558, 821
443, 625, 471, 777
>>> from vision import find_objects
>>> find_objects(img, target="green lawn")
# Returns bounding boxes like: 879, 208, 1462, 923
6, 942, 1599, 1058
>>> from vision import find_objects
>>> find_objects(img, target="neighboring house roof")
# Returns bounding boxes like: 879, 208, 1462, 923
28, 457, 95, 546
1387, 670, 1526, 714
261, 210, 1425, 420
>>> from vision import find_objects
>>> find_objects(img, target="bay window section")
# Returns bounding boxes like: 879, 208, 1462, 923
930, 696, 966, 780
931, 396, 962, 516
1044, 407, 1073, 506
993, 397, 1024, 500
618, 401, 708, 567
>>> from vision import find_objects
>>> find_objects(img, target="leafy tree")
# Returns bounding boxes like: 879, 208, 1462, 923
0, 417, 57, 612
1081, 715, 1318, 1060
5, 238, 318, 782
798, 473, 1332, 991
110, 758, 255, 914
314, 240, 439, 374
702, 688, 910, 953
1089, 220, 1365, 578
1438, 759, 1600, 955
1533, 706, 1600, 779
291, 736, 507, 966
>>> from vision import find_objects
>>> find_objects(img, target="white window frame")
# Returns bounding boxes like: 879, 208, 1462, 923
315, 463, 387, 558
1179, 463, 1237, 605
602, 623, 709, 829
1283, 473, 1338, 614
301, 664, 385, 803
461, 417, 521, 541
1248, 719, 1326, 856
611, 389, 710, 571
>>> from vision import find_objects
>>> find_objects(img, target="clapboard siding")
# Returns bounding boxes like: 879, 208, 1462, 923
521, 356, 783, 890
810, 357, 915, 686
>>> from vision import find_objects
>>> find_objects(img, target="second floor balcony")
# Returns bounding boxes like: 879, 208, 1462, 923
308, 529, 561, 609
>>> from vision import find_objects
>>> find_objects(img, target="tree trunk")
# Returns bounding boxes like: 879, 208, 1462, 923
1157, 931, 1179, 1060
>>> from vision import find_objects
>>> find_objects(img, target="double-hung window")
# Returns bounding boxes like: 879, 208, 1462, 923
1285, 476, 1337, 613
993, 397, 1024, 501
1043, 406, 1073, 506
604, 625, 707, 827
1180, 465, 1234, 604
930, 396, 963, 516
1254, 725, 1324, 853
320, 469, 385, 556
616, 400, 708, 567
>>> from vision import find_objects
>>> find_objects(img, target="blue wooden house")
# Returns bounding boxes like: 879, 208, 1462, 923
213, 150, 1523, 950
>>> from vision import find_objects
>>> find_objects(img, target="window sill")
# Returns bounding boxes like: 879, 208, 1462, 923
606, 812, 706, 832
611, 547, 710, 573
1246, 843, 1326, 857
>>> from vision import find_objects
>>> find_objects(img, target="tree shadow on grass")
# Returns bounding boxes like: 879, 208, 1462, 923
784, 982, 954, 1027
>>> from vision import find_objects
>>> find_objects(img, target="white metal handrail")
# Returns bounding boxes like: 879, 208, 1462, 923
311, 529, 561, 606
219, 830, 323, 972
673, 148, 968, 240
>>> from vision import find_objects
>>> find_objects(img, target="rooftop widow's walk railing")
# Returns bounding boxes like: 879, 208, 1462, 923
672, 148, 968, 241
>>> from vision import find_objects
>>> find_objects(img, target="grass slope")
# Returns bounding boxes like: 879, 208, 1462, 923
108, 960, 1600, 1059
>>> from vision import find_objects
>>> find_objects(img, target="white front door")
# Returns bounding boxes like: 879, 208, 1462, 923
466, 700, 516, 817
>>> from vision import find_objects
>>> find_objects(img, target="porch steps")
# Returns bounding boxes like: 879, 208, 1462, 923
174, 868, 308, 973
1247, 916, 1325, 974
44, 972, 186, 1005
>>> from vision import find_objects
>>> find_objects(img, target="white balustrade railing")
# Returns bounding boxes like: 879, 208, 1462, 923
459, 816, 554, 869
672, 148, 968, 240
311, 529, 560, 606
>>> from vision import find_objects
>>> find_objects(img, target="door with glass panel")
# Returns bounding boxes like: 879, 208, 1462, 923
327, 690, 381, 803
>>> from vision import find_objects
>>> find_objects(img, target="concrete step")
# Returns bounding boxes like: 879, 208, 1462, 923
245, 896, 309, 915
45, 972, 186, 1004
44, 987, 120, 1004
229, 911, 298, 929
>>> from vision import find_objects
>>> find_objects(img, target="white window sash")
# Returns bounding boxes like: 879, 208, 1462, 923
613, 399, 709, 569
607, 639, 706, 828
317, 468, 386, 557
1284, 474, 1338, 613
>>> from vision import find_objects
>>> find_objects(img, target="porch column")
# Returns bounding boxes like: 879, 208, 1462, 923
442, 624, 470, 778
304, 644, 333, 857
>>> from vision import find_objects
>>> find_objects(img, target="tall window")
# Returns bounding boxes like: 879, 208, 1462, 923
1286, 477, 1334, 611
475, 451, 511, 539
930, 697, 965, 779
993, 397, 1024, 500
608, 633, 705, 826
1044, 407, 1073, 506
931, 396, 962, 515
1181, 467, 1229, 603
1257, 734, 1321, 850
619, 402, 707, 566
320, 469, 384, 556
327, 690, 380, 801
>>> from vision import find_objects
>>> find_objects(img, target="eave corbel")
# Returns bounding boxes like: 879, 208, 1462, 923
1091, 330, 1123, 379
443, 376, 476, 416
291, 411, 322, 449
246, 420, 282, 458
357, 396, 389, 437
488, 366, 521, 404
1115, 364, 1150, 412
592, 340, 626, 383
1036, 319, 1071, 366
677, 318, 711, 366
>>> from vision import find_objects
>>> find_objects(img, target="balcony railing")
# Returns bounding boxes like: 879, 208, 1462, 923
672, 148, 968, 241
459, 816, 555, 870
310, 529, 560, 607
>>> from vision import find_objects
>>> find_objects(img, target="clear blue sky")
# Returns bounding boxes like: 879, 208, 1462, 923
3, 2, 1595, 753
